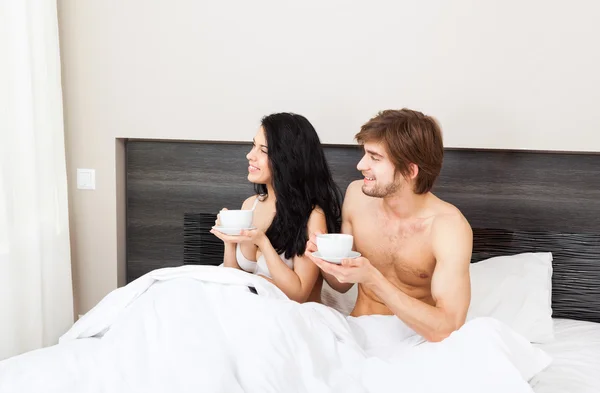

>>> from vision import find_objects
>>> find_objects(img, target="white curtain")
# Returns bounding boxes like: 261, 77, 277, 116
0, 0, 74, 360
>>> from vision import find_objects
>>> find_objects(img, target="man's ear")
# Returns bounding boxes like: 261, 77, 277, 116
408, 163, 419, 180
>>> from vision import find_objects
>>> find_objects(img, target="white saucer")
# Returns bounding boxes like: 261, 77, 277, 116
212, 226, 256, 236
312, 251, 361, 265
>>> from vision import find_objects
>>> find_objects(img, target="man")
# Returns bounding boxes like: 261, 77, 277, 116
308, 108, 473, 344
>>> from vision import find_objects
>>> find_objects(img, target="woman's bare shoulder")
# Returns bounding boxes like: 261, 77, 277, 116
241, 195, 259, 209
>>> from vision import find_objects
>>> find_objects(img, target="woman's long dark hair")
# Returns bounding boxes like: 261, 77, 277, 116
254, 113, 342, 259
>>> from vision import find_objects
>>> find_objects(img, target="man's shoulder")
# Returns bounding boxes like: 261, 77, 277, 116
429, 200, 473, 267
430, 199, 472, 238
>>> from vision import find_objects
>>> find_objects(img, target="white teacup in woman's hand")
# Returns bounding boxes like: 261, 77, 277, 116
219, 209, 253, 229
214, 208, 228, 227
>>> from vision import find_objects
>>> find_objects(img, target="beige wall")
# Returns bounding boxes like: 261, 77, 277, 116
57, 1, 600, 315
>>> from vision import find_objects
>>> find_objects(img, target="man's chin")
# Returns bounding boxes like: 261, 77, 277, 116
361, 185, 382, 198
362, 183, 401, 198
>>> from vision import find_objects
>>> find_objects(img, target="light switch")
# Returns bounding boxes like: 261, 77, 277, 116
77, 169, 96, 190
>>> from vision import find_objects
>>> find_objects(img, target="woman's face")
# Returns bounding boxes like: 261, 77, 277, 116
246, 127, 272, 185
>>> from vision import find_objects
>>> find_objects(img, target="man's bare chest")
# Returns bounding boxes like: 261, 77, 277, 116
352, 215, 436, 285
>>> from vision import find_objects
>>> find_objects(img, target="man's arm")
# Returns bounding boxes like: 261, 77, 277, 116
312, 212, 473, 342
366, 214, 473, 342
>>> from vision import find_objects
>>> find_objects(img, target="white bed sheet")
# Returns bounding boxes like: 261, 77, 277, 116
0, 267, 552, 393
531, 318, 600, 393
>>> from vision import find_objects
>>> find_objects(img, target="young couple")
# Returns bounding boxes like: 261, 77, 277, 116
210, 109, 473, 345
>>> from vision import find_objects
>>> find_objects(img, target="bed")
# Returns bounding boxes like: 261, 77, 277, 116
127, 141, 600, 392
0, 141, 599, 392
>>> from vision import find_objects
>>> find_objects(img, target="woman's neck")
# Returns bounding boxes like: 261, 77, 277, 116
264, 183, 276, 204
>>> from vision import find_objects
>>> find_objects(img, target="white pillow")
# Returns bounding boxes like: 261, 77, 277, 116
467, 252, 554, 343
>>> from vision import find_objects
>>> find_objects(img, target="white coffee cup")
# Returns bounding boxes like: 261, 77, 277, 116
316, 234, 353, 258
219, 209, 253, 229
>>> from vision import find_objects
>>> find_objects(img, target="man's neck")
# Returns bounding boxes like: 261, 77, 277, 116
381, 191, 428, 220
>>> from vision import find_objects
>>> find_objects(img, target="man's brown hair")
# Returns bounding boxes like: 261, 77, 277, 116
355, 108, 444, 194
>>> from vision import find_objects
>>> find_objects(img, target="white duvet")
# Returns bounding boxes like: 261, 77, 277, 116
0, 265, 551, 393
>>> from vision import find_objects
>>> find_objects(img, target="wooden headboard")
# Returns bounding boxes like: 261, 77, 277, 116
126, 140, 600, 322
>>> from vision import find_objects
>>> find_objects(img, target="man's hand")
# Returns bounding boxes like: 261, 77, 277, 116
307, 253, 379, 286
306, 231, 320, 253
306, 230, 357, 294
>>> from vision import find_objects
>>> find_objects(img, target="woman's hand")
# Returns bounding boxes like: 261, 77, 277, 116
210, 228, 246, 244
210, 226, 268, 248
211, 208, 241, 245
214, 208, 227, 227
239, 228, 268, 248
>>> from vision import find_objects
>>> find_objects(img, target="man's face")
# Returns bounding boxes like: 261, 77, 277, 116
356, 141, 404, 198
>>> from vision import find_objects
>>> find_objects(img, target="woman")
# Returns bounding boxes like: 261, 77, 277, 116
210, 112, 342, 303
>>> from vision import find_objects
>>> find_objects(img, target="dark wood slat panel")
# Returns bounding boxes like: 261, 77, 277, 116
183, 213, 224, 266
434, 150, 600, 232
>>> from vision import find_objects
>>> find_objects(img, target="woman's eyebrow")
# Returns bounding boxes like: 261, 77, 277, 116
253, 139, 268, 149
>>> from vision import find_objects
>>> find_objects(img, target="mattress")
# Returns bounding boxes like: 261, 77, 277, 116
531, 318, 600, 393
